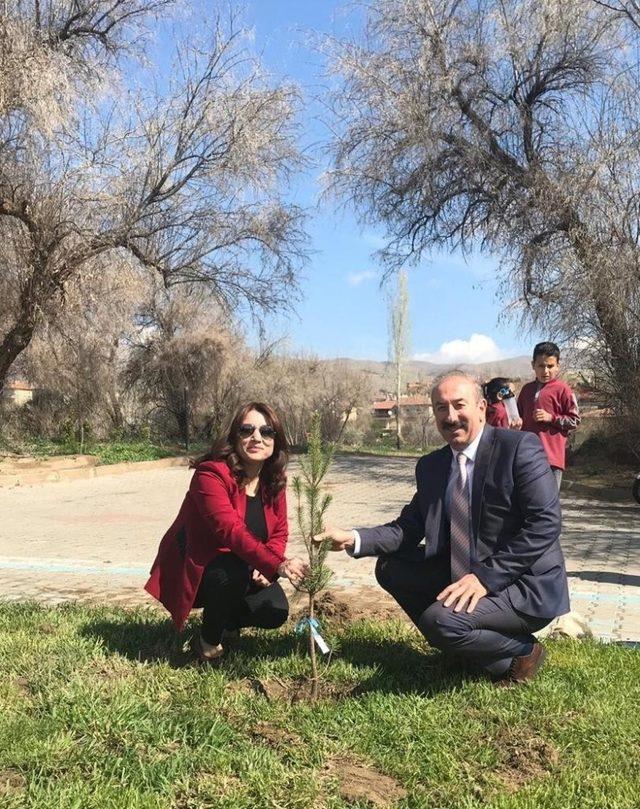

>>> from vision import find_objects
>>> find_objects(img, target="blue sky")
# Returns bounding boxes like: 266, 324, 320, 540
221, 2, 545, 363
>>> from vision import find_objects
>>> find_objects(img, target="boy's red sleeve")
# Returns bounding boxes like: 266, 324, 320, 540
553, 386, 580, 435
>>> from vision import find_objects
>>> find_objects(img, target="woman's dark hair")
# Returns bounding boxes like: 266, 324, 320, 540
191, 401, 288, 498
482, 377, 511, 404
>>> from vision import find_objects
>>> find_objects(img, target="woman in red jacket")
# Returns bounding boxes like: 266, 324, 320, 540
145, 401, 308, 663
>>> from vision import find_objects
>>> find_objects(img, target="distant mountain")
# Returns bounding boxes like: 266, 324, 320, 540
320, 356, 534, 393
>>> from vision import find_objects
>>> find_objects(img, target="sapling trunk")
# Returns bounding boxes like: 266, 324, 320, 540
308, 593, 318, 699
292, 412, 334, 701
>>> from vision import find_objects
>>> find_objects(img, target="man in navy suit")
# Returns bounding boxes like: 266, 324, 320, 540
315, 372, 569, 684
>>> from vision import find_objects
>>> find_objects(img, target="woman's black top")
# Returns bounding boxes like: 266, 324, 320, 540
245, 493, 268, 542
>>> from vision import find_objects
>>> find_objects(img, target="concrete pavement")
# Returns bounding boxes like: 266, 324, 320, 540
0, 455, 638, 642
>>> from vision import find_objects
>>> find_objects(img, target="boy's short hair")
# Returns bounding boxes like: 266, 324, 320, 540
532, 341, 560, 361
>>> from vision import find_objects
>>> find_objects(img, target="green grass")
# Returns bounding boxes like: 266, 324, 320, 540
336, 444, 437, 458
89, 441, 183, 465
1, 603, 638, 808
3, 438, 196, 465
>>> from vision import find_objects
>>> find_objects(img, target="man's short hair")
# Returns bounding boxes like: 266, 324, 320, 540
430, 371, 483, 403
532, 341, 560, 361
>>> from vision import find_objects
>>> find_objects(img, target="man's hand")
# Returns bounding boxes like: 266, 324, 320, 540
437, 573, 488, 613
277, 557, 309, 585
534, 408, 553, 423
508, 417, 522, 430
313, 527, 355, 552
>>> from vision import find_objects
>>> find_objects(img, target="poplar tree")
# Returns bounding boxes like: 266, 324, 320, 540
388, 269, 410, 450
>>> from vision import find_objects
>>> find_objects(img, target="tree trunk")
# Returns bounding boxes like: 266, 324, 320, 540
106, 392, 125, 433
0, 318, 37, 393
0, 263, 56, 392
308, 592, 318, 701
395, 371, 402, 450
183, 386, 190, 451
570, 228, 640, 415
335, 405, 353, 445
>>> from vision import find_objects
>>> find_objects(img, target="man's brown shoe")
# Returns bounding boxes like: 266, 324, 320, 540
498, 641, 547, 686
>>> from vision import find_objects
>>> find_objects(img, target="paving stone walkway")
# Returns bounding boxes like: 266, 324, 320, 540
0, 455, 638, 643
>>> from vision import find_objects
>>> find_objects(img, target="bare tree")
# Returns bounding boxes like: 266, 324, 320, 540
0, 1, 306, 391
125, 286, 247, 444
23, 256, 150, 440
593, 0, 640, 29
388, 268, 410, 449
327, 0, 640, 430
254, 354, 372, 446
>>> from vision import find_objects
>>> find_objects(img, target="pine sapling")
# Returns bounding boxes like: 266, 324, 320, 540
292, 412, 334, 699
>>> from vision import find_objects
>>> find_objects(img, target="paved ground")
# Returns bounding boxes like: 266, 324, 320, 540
1, 455, 639, 642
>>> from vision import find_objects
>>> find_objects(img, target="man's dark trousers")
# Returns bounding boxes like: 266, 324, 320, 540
375, 548, 549, 678
356, 427, 569, 678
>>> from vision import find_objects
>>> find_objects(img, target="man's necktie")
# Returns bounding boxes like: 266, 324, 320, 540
450, 452, 471, 581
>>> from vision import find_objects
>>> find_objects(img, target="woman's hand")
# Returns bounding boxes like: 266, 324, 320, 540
251, 568, 270, 588
277, 557, 309, 585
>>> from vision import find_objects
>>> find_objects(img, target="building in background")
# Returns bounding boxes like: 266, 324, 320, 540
2, 379, 36, 407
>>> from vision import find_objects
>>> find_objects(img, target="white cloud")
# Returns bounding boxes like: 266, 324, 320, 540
563, 335, 600, 366
413, 333, 506, 364
347, 270, 376, 287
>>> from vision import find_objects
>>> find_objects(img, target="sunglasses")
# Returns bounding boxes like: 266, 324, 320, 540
238, 423, 276, 440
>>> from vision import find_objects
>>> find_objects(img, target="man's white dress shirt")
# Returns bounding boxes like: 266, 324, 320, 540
350, 427, 486, 556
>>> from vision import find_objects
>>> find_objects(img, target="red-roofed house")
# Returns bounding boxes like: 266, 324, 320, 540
372, 395, 432, 430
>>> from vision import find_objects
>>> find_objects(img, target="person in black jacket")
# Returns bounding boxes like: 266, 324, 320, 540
315, 372, 569, 685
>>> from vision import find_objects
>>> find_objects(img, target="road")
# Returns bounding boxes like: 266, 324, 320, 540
1, 455, 638, 642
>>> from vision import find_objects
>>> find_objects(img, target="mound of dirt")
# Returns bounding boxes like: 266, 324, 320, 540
314, 591, 354, 623
325, 758, 408, 806
496, 729, 560, 791
0, 769, 26, 797
290, 588, 403, 628
253, 675, 358, 704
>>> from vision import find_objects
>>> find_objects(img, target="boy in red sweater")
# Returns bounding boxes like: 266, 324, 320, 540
517, 342, 580, 489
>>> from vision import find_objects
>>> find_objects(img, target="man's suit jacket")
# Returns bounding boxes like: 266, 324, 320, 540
356, 425, 570, 619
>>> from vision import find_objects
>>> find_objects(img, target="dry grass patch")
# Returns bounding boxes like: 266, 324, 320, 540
494, 728, 560, 792
324, 757, 408, 807
251, 720, 302, 748
0, 769, 27, 798
254, 675, 359, 703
